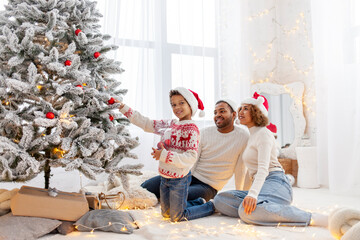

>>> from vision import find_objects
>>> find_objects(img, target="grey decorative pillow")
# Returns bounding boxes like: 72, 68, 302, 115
0, 213, 61, 240
75, 209, 138, 234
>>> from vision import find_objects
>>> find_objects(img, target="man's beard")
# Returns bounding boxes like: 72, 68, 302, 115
215, 116, 233, 128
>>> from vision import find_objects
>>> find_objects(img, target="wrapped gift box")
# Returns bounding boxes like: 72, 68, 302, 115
11, 186, 89, 221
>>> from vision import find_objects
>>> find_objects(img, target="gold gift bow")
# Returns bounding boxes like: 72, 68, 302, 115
98, 192, 125, 210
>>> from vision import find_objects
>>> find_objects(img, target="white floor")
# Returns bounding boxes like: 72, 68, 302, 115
48, 181, 360, 239
2, 169, 359, 240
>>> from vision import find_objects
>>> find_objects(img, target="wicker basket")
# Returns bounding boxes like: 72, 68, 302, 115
278, 158, 298, 179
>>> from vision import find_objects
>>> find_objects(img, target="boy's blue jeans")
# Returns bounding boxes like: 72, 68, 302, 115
160, 173, 215, 222
213, 171, 312, 226
142, 175, 217, 201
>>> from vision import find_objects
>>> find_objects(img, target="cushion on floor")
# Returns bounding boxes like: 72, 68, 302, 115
0, 213, 61, 240
75, 209, 138, 234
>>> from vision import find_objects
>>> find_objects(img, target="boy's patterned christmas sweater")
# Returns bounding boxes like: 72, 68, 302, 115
120, 105, 200, 179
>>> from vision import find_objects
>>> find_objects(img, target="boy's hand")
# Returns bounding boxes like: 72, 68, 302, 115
114, 99, 125, 109
151, 143, 165, 160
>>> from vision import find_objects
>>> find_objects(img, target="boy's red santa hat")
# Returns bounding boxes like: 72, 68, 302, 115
174, 87, 205, 117
241, 92, 269, 117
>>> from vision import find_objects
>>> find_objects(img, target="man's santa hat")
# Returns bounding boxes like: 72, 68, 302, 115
217, 99, 238, 113
174, 87, 205, 117
241, 92, 269, 117
217, 99, 240, 124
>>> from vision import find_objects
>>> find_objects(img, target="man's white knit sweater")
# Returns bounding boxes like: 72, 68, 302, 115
192, 126, 249, 191
243, 126, 283, 199
120, 104, 200, 179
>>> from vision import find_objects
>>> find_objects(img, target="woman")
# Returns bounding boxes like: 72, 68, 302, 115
213, 92, 327, 227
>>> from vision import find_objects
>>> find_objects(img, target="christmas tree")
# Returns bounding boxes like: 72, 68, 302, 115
0, 0, 142, 189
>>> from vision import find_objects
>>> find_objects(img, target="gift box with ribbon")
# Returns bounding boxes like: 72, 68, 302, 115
11, 185, 89, 221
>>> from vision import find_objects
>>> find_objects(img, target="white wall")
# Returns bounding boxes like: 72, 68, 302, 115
244, 0, 316, 144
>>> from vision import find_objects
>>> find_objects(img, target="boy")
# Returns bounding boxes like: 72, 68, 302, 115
117, 87, 214, 222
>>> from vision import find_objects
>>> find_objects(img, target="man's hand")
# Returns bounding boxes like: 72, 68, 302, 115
151, 143, 164, 160
242, 196, 257, 215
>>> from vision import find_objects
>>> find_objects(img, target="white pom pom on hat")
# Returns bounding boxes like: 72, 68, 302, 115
198, 110, 205, 117
173, 87, 205, 117
241, 92, 269, 117
257, 96, 265, 104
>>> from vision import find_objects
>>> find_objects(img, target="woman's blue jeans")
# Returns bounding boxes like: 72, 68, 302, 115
160, 173, 215, 222
213, 171, 312, 226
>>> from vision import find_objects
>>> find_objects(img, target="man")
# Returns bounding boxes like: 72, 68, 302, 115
141, 99, 249, 201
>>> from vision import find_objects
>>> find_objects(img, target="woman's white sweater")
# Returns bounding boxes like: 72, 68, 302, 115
243, 126, 283, 199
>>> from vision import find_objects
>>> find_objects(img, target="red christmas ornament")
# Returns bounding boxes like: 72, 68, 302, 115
46, 112, 55, 119
75, 29, 82, 36
157, 142, 164, 149
94, 52, 101, 58
108, 97, 115, 105
76, 85, 83, 89
109, 115, 114, 121
164, 139, 171, 146
157, 139, 171, 150
64, 60, 72, 66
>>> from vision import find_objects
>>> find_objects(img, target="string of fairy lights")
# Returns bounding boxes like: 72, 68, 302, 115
74, 221, 129, 234
249, 38, 276, 63
74, 204, 338, 237
55, 172, 341, 235
245, 5, 317, 118
247, 6, 275, 21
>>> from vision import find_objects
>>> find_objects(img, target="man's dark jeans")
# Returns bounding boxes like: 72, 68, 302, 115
141, 175, 218, 201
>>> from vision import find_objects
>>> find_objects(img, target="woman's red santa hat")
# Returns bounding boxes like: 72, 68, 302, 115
267, 123, 277, 134
173, 87, 205, 117
241, 92, 269, 117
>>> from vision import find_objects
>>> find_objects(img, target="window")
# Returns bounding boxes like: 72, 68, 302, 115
0, 0, 219, 119
97, 0, 218, 119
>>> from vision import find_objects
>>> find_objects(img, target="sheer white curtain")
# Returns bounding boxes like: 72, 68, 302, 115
311, 0, 360, 195
96, 0, 248, 170
0, 0, 248, 171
